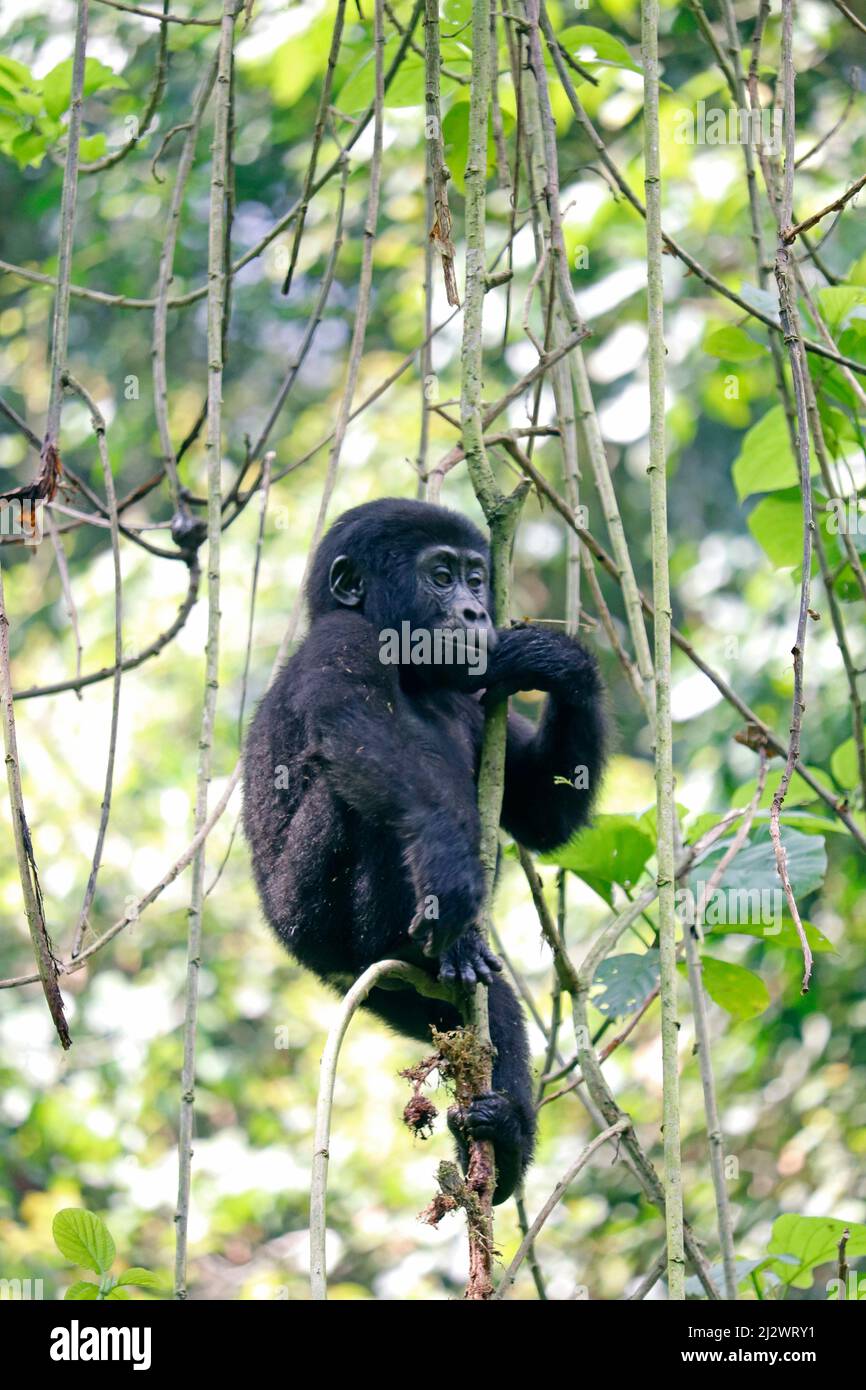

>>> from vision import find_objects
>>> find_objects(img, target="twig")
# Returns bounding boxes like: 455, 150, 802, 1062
493, 1120, 630, 1298
508, 453, 866, 852
92, 0, 220, 22
248, 158, 349, 464
61, 375, 123, 959
783, 172, 866, 244
641, 0, 685, 1299
518, 846, 720, 1299
174, 0, 239, 1302
269, 0, 386, 677
0, 564, 71, 1047
43, 0, 89, 460
81, 0, 170, 172
627, 1248, 668, 1300
310, 960, 455, 1300
769, 2, 815, 995
424, 0, 460, 306
831, 0, 866, 38
281, 0, 347, 296
13, 557, 200, 700
152, 54, 220, 521
458, 0, 518, 1301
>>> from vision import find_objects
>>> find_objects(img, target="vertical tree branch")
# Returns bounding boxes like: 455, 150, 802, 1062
174, 0, 238, 1301
62, 374, 123, 959
458, 0, 531, 1300
424, 0, 459, 306
641, 0, 685, 1300
310, 961, 454, 1300
44, 0, 89, 459
152, 55, 220, 523
769, 0, 815, 994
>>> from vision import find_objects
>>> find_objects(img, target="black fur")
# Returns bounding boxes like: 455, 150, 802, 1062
243, 498, 606, 1203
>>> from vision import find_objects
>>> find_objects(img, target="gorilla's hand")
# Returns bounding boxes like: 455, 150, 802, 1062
480, 623, 601, 701
408, 839, 485, 957
437, 928, 502, 988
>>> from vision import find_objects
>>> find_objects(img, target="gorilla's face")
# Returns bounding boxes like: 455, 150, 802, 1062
413, 544, 494, 639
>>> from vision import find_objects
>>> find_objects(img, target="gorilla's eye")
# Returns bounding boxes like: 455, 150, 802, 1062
433, 567, 452, 587
467, 573, 485, 592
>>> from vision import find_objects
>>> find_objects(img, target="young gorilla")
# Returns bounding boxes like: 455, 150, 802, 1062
243, 498, 606, 1203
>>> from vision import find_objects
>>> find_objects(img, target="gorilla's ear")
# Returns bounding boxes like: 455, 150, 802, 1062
329, 555, 365, 608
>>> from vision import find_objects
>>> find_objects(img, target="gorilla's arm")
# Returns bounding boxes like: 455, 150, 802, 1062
301, 611, 488, 962
485, 626, 606, 852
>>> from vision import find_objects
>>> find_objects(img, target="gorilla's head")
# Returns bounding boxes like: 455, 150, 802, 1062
307, 499, 495, 674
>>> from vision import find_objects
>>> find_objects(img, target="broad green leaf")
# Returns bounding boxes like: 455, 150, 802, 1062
64, 1281, 100, 1300
442, 98, 500, 192
78, 133, 107, 161
831, 733, 866, 789
733, 405, 818, 500
703, 325, 764, 361
539, 813, 654, 902
767, 1215, 866, 1289
53, 1209, 116, 1276
557, 26, 642, 75
10, 129, 47, 167
42, 57, 127, 121
691, 956, 770, 1020
730, 764, 826, 810
116, 1267, 163, 1290
748, 490, 811, 570
105, 1287, 129, 1299
592, 950, 659, 1019
689, 827, 827, 904
708, 916, 835, 953
0, 57, 31, 85
816, 285, 866, 335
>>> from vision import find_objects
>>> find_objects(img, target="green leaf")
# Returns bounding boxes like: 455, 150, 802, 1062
709, 916, 835, 953
116, 1267, 164, 1290
42, 57, 128, 121
592, 951, 659, 1019
816, 285, 866, 335
0, 57, 31, 86
747, 489, 809, 570
692, 956, 770, 1020
733, 405, 818, 500
105, 1287, 129, 1299
730, 764, 825, 811
689, 826, 826, 903
10, 129, 47, 168
703, 325, 764, 362
441, 98, 499, 192
64, 1281, 100, 1300
557, 26, 642, 75
767, 1215, 866, 1289
53, 1209, 116, 1276
78, 133, 107, 161
831, 733, 866, 789
539, 814, 655, 902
